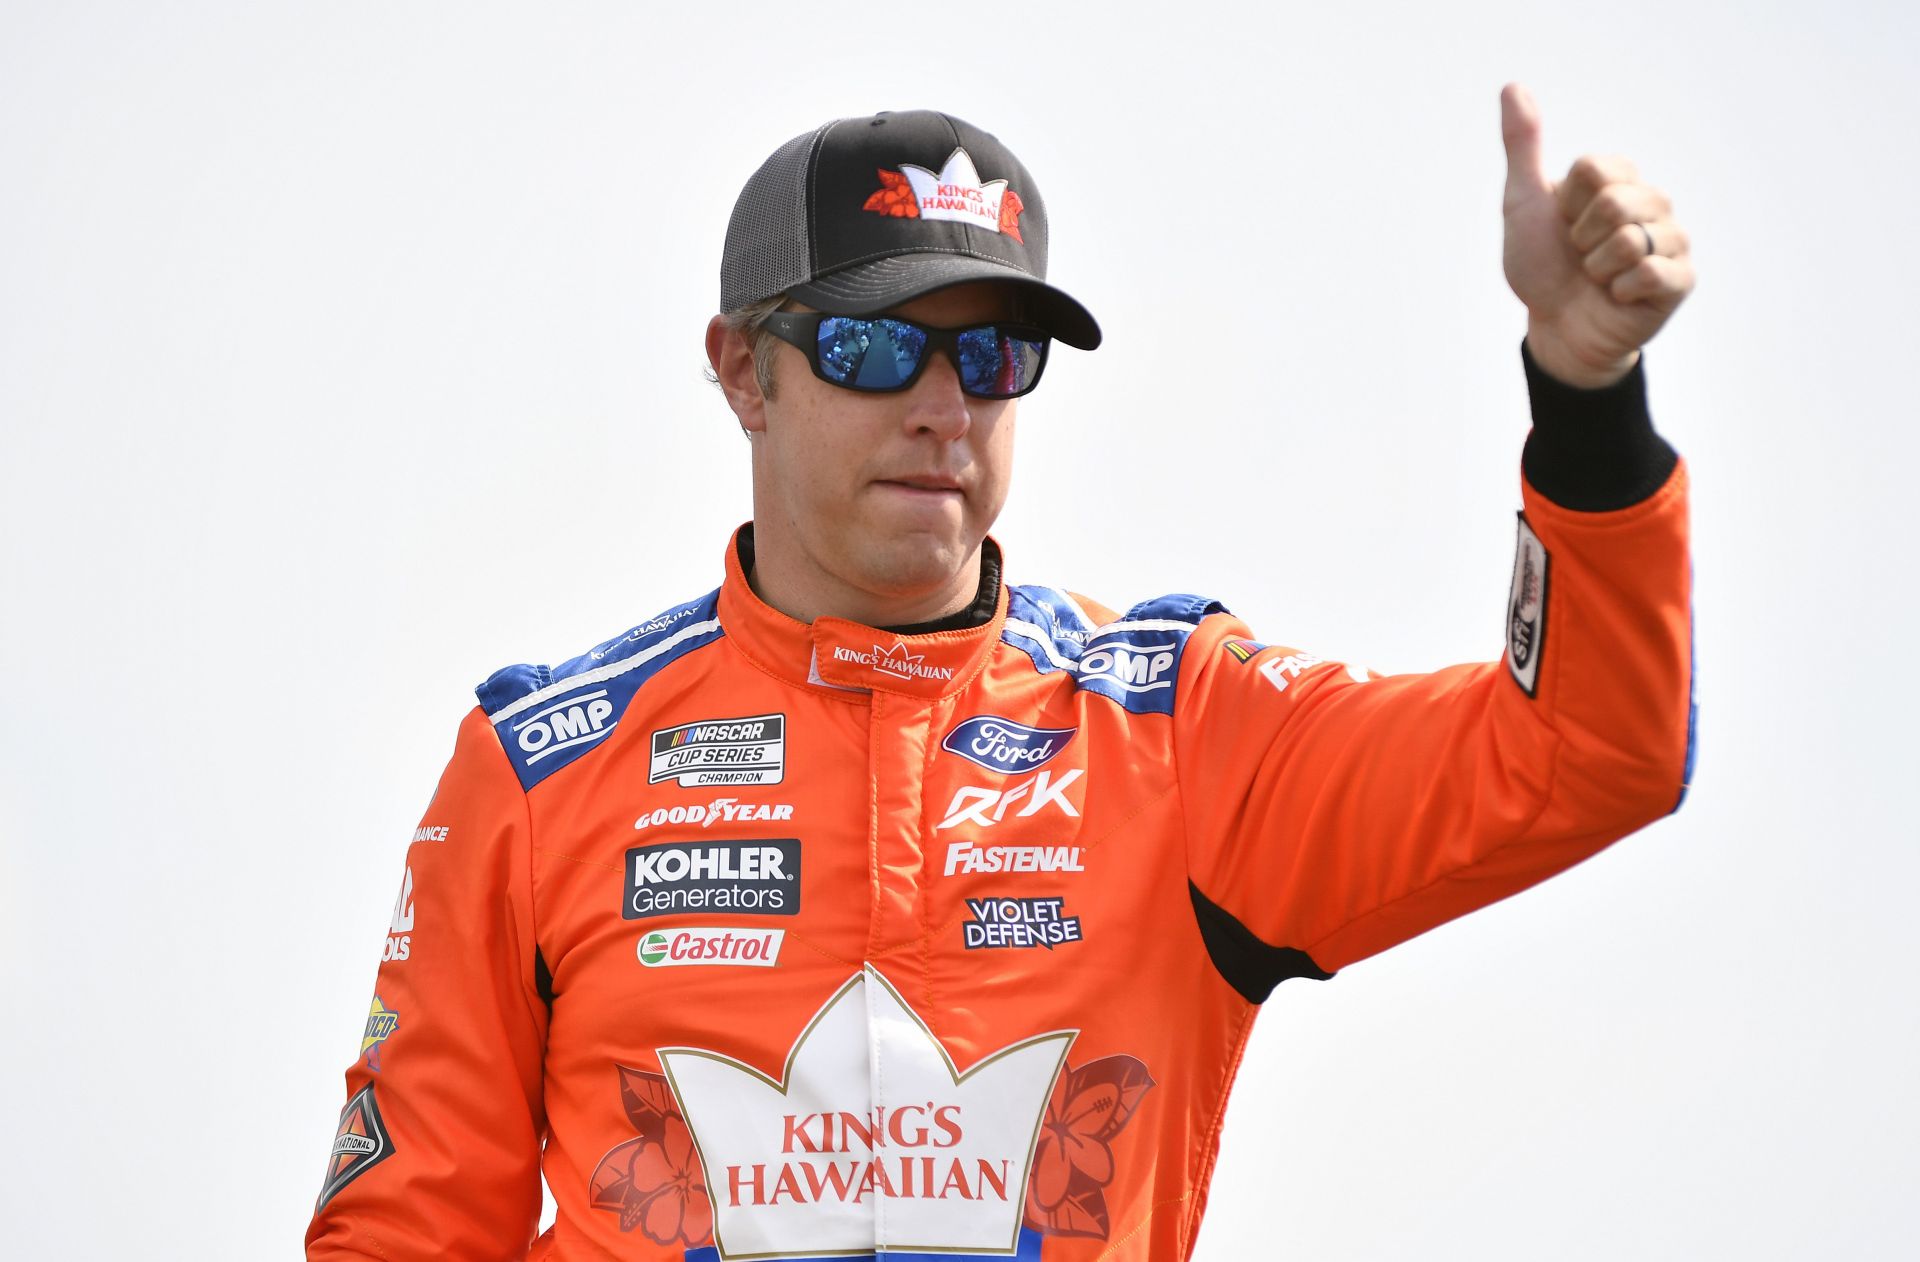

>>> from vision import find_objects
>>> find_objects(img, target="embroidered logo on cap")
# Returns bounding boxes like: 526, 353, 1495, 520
863, 148, 1025, 242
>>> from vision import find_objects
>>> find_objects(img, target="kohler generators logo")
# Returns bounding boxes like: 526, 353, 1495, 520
622, 839, 801, 920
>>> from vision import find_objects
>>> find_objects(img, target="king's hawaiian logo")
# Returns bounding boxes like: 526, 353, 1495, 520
666, 968, 1068, 1259
864, 147, 1026, 242
831, 641, 956, 684
587, 969, 1155, 1257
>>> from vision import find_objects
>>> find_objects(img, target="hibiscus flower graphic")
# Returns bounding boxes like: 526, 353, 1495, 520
1024, 1054, 1155, 1240
588, 1066, 714, 1247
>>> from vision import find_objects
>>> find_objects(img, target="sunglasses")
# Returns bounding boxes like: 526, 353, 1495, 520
760, 312, 1051, 399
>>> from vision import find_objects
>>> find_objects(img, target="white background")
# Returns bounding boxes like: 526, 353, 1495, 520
2, 2, 1915, 1258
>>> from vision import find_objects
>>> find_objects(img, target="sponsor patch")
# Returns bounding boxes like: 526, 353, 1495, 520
1255, 651, 1324, 696
1076, 642, 1176, 695
511, 689, 617, 766
634, 798, 796, 831
831, 641, 956, 684
1222, 638, 1269, 664
937, 769, 1083, 832
650, 714, 787, 787
317, 1084, 395, 1213
863, 147, 1025, 243
382, 865, 414, 962
941, 717, 1076, 776
963, 897, 1083, 950
622, 839, 801, 920
638, 927, 784, 968
410, 824, 449, 844
653, 967, 1067, 1257
361, 995, 399, 1071
1507, 514, 1550, 697
944, 842, 1084, 877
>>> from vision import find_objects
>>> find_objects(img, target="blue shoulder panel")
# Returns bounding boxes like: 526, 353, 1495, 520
1002, 587, 1227, 717
476, 590, 725, 792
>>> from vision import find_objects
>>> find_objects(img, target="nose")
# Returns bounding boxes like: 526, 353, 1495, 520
903, 349, 973, 441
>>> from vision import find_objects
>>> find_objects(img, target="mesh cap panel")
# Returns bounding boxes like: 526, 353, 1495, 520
718, 127, 823, 311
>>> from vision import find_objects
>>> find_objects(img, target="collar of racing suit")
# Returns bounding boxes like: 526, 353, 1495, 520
721, 523, 1009, 700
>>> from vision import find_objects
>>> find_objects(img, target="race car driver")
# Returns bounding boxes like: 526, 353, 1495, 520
307, 85, 1697, 1261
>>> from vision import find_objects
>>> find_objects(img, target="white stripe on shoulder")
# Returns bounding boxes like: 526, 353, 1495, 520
1003, 618, 1081, 673
1038, 587, 1098, 633
1091, 618, 1201, 636
488, 617, 723, 726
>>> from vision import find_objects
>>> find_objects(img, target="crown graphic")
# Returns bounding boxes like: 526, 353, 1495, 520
862, 148, 1025, 243
873, 642, 924, 679
659, 966, 1073, 1259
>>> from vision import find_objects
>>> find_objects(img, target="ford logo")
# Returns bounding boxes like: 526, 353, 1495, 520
941, 716, 1077, 775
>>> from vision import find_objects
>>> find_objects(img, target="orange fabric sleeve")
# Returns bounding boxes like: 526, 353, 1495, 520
306, 706, 550, 1260
1179, 464, 1693, 981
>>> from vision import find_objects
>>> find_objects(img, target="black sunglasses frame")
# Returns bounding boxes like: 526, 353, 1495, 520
759, 311, 1052, 400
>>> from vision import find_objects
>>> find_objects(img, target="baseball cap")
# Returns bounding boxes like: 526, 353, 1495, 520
719, 110, 1101, 350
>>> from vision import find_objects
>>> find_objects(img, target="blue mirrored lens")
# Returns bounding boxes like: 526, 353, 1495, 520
815, 318, 927, 389
957, 327, 1045, 396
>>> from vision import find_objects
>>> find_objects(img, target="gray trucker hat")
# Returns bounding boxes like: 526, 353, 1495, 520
719, 110, 1101, 350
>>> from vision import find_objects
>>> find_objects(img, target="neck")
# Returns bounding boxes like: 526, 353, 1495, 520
741, 525, 995, 630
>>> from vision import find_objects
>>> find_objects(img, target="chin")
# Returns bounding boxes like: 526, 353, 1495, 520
855, 533, 973, 598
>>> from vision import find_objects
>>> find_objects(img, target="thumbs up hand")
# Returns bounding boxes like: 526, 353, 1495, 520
1501, 83, 1696, 388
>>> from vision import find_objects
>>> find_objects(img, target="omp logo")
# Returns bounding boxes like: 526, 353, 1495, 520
935, 769, 1083, 831
622, 839, 802, 920
634, 799, 796, 830
650, 714, 786, 787
941, 717, 1076, 775
1077, 643, 1176, 694
511, 689, 616, 765
637, 926, 784, 968
944, 842, 1084, 877
831, 642, 956, 684
383, 866, 414, 962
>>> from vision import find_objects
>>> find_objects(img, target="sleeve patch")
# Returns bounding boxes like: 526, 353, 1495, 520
1506, 514, 1550, 698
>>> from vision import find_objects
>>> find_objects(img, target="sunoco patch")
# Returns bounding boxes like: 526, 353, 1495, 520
622, 838, 801, 920
649, 713, 786, 787
1506, 514, 1550, 697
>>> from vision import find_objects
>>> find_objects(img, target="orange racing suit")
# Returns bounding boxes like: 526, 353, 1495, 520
308, 346, 1696, 1261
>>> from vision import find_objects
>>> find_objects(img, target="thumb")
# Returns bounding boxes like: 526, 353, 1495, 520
1501, 82, 1551, 201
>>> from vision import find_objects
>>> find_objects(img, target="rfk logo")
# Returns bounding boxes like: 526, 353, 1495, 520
935, 769, 1083, 832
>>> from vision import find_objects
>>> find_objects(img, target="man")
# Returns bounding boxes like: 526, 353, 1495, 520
308, 85, 1696, 1261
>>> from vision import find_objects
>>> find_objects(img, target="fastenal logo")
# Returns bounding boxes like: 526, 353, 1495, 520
634, 799, 796, 830
936, 768, 1083, 831
650, 714, 786, 787
1255, 651, 1324, 696
944, 841, 1084, 877
511, 688, 616, 765
623, 839, 801, 920
831, 642, 955, 684
963, 897, 1082, 950
638, 927, 784, 968
941, 717, 1076, 775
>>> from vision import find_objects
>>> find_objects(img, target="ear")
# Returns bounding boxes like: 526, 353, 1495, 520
706, 315, 769, 434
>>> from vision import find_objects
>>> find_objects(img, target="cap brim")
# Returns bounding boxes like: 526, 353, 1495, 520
788, 254, 1102, 351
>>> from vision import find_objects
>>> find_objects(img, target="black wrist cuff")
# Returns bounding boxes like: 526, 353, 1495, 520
1519, 337, 1678, 511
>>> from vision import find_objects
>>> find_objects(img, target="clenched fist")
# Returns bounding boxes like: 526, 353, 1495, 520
1501, 82, 1696, 388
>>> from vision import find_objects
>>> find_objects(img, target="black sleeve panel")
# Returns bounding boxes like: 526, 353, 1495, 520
1520, 337, 1679, 512
1189, 880, 1334, 1004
